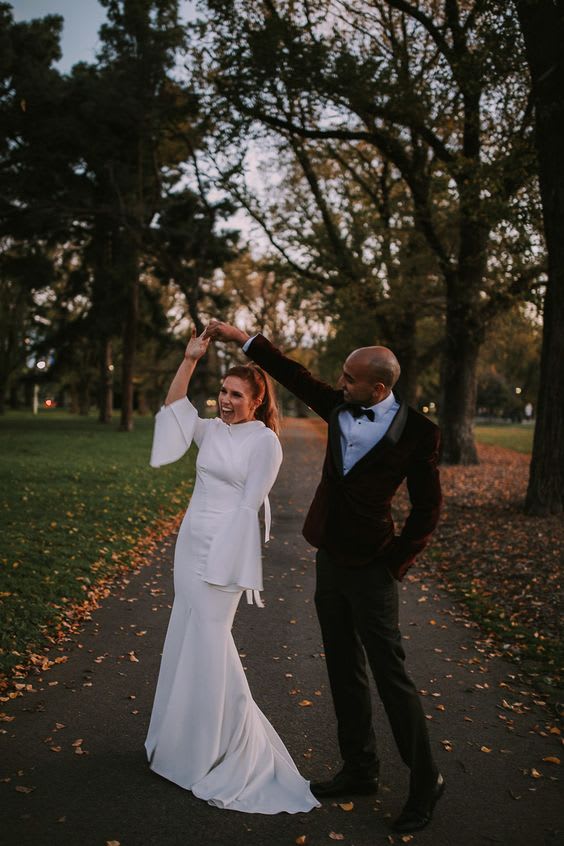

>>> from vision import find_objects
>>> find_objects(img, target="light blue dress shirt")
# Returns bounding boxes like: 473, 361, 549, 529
242, 336, 399, 474
339, 392, 399, 474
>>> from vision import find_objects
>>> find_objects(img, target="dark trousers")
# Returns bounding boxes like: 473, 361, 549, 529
314, 548, 437, 795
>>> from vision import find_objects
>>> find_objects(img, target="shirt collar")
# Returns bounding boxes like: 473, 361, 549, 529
365, 390, 397, 420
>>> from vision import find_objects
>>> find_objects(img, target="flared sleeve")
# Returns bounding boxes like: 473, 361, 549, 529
202, 428, 283, 595
150, 397, 210, 467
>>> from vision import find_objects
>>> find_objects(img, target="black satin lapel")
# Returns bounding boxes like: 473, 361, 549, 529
384, 399, 408, 446
329, 404, 345, 476
346, 400, 409, 477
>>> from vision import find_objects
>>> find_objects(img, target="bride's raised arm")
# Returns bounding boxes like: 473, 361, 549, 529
164, 327, 209, 406
150, 327, 210, 468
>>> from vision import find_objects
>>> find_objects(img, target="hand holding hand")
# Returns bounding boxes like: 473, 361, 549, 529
204, 320, 250, 346
184, 326, 210, 361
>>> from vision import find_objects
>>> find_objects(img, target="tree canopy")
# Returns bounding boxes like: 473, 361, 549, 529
0, 0, 559, 510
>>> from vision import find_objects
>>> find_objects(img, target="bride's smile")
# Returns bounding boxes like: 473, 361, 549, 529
218, 376, 259, 425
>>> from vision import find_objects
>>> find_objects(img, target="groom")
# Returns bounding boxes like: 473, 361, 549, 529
205, 322, 444, 834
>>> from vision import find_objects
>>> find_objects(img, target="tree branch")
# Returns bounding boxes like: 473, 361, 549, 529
327, 144, 384, 209
289, 136, 357, 280
377, 0, 452, 60
479, 263, 547, 323
215, 171, 328, 285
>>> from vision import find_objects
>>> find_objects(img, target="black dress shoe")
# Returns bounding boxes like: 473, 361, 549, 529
311, 768, 379, 798
392, 773, 446, 833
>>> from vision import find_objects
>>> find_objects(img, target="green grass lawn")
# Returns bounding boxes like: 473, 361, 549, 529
474, 423, 533, 454
0, 410, 196, 675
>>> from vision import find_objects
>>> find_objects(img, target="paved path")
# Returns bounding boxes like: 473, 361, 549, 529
1, 420, 562, 846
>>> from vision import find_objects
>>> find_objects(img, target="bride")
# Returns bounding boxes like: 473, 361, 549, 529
145, 326, 319, 814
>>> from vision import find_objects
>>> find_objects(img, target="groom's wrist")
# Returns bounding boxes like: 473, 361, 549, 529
241, 333, 257, 353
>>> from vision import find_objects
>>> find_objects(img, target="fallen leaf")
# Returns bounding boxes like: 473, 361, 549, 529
298, 700, 313, 707
15, 785, 35, 794
295, 837, 307, 845
530, 768, 542, 778
329, 834, 345, 842
338, 801, 354, 811
481, 746, 492, 753
542, 757, 560, 765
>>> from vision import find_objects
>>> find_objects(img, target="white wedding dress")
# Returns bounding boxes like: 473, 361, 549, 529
145, 397, 319, 814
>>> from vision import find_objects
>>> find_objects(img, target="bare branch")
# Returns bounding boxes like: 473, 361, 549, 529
373, 0, 453, 60
289, 136, 357, 280
215, 171, 328, 284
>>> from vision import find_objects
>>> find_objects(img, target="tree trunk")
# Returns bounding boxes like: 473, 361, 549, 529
78, 379, 90, 416
393, 308, 419, 407
9, 382, 19, 409
69, 385, 79, 414
137, 387, 149, 415
119, 256, 139, 433
93, 219, 116, 425
517, 0, 564, 515
98, 338, 114, 424
439, 295, 481, 464
0, 375, 6, 415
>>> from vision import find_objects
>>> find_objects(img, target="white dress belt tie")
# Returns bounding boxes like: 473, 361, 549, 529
245, 495, 271, 608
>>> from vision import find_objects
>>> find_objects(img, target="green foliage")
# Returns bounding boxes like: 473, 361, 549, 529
0, 410, 195, 673
0, 0, 241, 427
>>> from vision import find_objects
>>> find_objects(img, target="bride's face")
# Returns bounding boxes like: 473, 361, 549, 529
218, 376, 258, 425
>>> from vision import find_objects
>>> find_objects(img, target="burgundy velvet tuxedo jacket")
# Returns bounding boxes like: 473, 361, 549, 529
246, 334, 442, 580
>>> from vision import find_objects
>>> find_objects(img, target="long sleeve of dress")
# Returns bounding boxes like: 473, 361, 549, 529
150, 397, 210, 467
202, 430, 283, 592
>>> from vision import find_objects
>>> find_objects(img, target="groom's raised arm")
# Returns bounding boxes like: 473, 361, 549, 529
205, 322, 342, 422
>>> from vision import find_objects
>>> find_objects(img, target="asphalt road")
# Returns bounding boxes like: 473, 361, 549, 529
1, 419, 562, 846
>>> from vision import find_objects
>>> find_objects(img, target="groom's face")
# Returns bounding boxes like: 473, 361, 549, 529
338, 356, 386, 406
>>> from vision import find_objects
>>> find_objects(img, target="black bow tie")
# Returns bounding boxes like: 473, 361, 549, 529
345, 404, 375, 421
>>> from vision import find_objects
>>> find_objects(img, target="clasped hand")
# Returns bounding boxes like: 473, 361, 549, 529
185, 320, 249, 361
204, 320, 249, 346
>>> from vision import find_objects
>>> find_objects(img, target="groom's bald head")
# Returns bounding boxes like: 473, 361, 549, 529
338, 346, 401, 406
346, 346, 401, 389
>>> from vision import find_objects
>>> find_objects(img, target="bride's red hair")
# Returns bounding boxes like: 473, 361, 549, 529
223, 365, 280, 435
